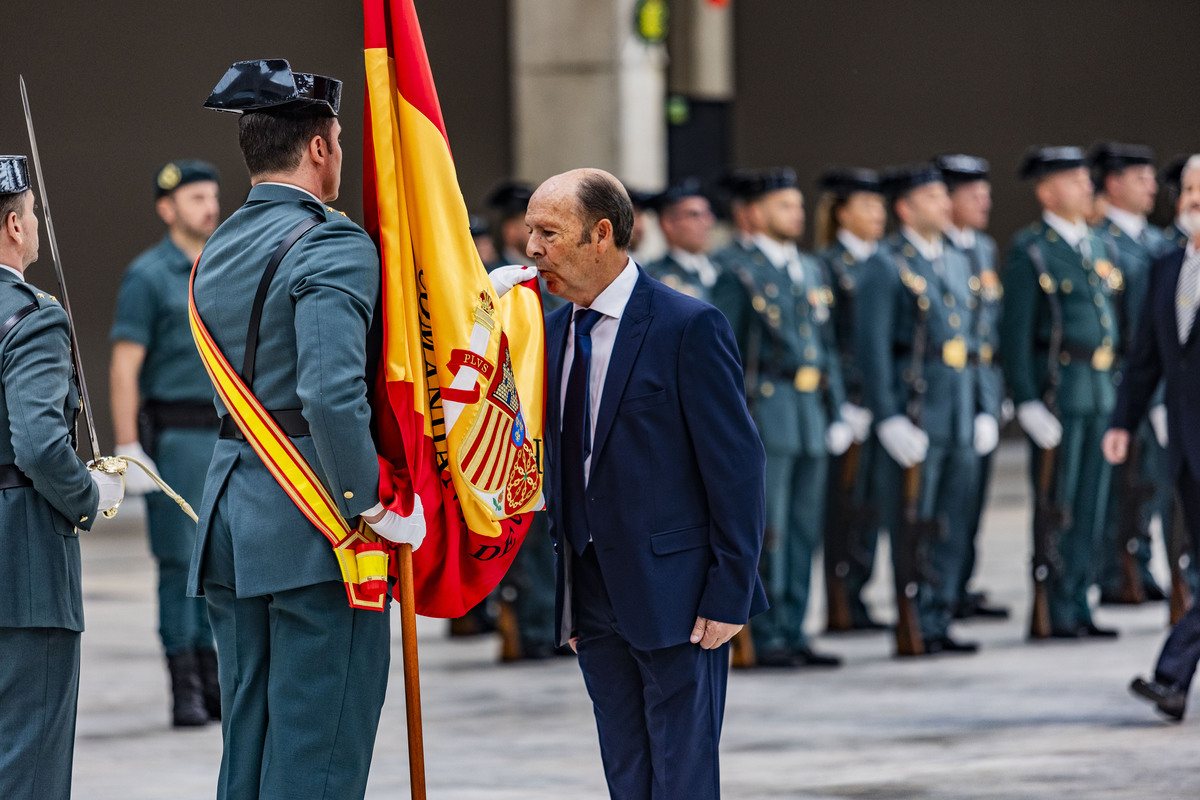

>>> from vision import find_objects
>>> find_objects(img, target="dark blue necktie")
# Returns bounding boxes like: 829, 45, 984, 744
562, 308, 603, 554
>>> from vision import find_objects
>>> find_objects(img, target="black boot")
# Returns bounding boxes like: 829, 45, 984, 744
167, 651, 208, 728
194, 647, 222, 721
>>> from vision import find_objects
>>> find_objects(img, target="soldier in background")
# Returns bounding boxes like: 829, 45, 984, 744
1089, 142, 1171, 605
1001, 146, 1121, 639
712, 167, 852, 667
109, 160, 223, 727
858, 164, 989, 654
643, 178, 718, 301
936, 154, 1010, 621
1161, 155, 1192, 251
813, 167, 888, 631
470, 214, 499, 267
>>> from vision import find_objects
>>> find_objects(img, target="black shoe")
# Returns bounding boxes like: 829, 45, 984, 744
755, 648, 800, 668
194, 647, 221, 721
792, 646, 842, 668
1082, 623, 1119, 638
1143, 581, 1169, 602
1047, 626, 1086, 639
1130, 677, 1187, 721
924, 635, 979, 654
848, 617, 889, 631
166, 652, 208, 728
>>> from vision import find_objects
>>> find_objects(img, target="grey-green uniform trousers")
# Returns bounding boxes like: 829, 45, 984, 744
713, 241, 845, 654
856, 235, 983, 641
1096, 219, 1170, 597
189, 184, 390, 799
819, 240, 893, 625
111, 235, 216, 656
0, 273, 100, 800
950, 233, 1005, 606
1001, 222, 1120, 632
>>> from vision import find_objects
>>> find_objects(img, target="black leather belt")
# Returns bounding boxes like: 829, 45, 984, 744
218, 409, 310, 440
142, 400, 219, 431
0, 463, 33, 490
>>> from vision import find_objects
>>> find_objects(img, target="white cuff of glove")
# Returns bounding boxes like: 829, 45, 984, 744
876, 415, 929, 468
1016, 400, 1062, 450
89, 468, 124, 513
825, 421, 854, 456
973, 413, 1000, 456
489, 265, 538, 299
366, 495, 427, 550
839, 402, 873, 443
1149, 405, 1169, 448
114, 442, 162, 495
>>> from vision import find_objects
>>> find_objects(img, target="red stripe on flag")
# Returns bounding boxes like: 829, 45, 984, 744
363, 0, 448, 146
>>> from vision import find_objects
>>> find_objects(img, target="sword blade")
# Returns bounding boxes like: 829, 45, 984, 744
18, 75, 101, 461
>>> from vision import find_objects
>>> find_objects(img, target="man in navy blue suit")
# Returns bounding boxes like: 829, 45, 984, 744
527, 167, 768, 799
1104, 153, 1200, 721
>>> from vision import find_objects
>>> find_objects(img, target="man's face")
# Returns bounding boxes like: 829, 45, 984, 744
836, 191, 886, 242
629, 208, 646, 252
162, 180, 220, 241
1106, 165, 1157, 216
949, 180, 991, 231
17, 191, 39, 268
320, 117, 344, 202
501, 216, 530, 255
1177, 166, 1200, 234
1039, 167, 1094, 222
660, 195, 714, 254
758, 188, 804, 242
526, 178, 601, 304
899, 181, 951, 236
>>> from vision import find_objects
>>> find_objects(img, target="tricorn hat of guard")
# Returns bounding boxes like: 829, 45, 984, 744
204, 59, 341, 117
0, 156, 31, 195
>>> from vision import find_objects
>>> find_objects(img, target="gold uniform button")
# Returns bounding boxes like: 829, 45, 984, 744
765, 283, 779, 298
752, 296, 767, 312
343, 491, 354, 499
37, 292, 45, 298
918, 296, 931, 311
1046, 230, 1059, 243
760, 380, 775, 398
968, 276, 982, 293
903, 244, 917, 258
1061, 279, 1073, 294
949, 313, 961, 329
1100, 313, 1111, 327
944, 294, 956, 307
1094, 294, 1105, 307
1038, 274, 1056, 293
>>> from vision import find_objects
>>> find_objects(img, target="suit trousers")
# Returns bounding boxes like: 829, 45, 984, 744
573, 544, 728, 800
0, 626, 80, 800
201, 492, 391, 800
1155, 465, 1200, 690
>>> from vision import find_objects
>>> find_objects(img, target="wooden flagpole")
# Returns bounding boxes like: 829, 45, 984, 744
397, 544, 427, 799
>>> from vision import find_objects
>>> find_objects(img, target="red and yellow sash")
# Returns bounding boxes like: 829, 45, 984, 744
188, 262, 390, 611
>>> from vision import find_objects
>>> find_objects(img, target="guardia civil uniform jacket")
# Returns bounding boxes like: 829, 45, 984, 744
644, 249, 718, 303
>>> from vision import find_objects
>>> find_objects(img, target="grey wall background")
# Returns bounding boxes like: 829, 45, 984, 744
2, 1, 1198, 450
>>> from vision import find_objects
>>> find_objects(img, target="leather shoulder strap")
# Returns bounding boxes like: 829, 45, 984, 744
0, 300, 39, 342
242, 214, 324, 386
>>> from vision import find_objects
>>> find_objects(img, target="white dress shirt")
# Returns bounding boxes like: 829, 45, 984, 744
669, 247, 718, 288
0, 264, 24, 281
1043, 210, 1089, 250
560, 257, 639, 481
901, 226, 943, 262
752, 233, 806, 284
1105, 206, 1147, 241
836, 229, 877, 262
944, 225, 977, 251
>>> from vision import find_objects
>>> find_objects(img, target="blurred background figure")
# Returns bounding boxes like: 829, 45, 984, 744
643, 177, 717, 300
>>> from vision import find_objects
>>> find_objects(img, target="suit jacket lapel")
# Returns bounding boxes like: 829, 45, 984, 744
546, 304, 571, 442
590, 271, 654, 467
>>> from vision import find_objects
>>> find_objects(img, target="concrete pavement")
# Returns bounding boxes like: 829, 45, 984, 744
69, 442, 1200, 799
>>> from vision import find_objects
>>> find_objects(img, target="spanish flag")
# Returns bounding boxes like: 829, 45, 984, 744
363, 0, 545, 617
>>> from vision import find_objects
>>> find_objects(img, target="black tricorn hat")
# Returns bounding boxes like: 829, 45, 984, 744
154, 159, 220, 199
881, 163, 943, 201
486, 180, 534, 217
933, 154, 989, 189
817, 167, 882, 198
204, 59, 341, 117
1161, 154, 1192, 195
625, 186, 658, 211
721, 167, 797, 201
1088, 141, 1154, 182
646, 177, 707, 213
0, 156, 30, 195
468, 214, 490, 238
1018, 145, 1086, 180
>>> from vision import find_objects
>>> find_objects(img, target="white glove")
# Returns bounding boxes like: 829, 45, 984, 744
114, 442, 162, 495
1149, 404, 1169, 448
825, 421, 854, 456
876, 415, 929, 468
365, 495, 427, 550
488, 265, 538, 299
89, 468, 124, 513
1016, 400, 1062, 450
839, 402, 873, 443
973, 413, 1000, 456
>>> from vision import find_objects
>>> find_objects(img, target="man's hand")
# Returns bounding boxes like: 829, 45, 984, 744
488, 265, 538, 299
1102, 428, 1131, 465
690, 616, 743, 649
114, 442, 162, 495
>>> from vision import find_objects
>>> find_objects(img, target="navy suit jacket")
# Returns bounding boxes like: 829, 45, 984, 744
1112, 246, 1200, 481
546, 267, 768, 651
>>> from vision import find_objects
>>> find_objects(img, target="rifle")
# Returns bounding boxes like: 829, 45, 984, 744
824, 440, 879, 631
890, 256, 940, 657
1168, 493, 1193, 626
1115, 438, 1156, 604
1026, 241, 1070, 639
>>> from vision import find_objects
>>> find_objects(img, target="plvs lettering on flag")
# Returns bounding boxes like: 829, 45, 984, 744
362, 0, 546, 618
